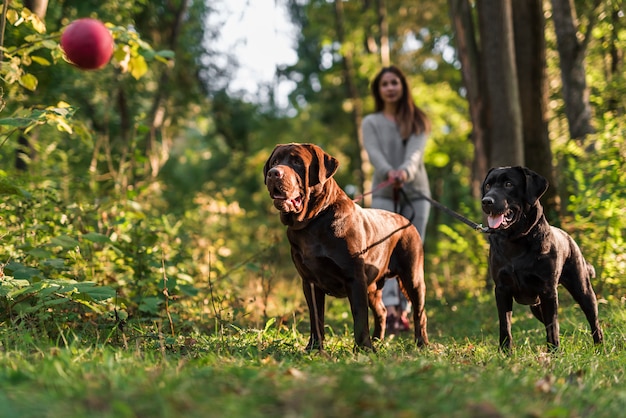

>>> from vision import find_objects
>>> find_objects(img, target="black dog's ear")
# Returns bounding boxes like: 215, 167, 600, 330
521, 166, 548, 205
262, 145, 281, 184
305, 143, 339, 186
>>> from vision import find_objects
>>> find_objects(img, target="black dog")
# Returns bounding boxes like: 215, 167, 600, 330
481, 166, 603, 351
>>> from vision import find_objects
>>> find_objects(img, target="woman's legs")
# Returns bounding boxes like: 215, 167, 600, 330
372, 196, 430, 333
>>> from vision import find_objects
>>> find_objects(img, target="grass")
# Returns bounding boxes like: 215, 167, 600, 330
1, 294, 625, 418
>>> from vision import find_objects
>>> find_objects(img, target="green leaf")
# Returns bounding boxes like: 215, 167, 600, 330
155, 50, 175, 59
6, 9, 19, 25
82, 232, 111, 244
138, 297, 162, 314
27, 248, 53, 259
41, 258, 66, 269
0, 117, 37, 127
0, 178, 28, 197
178, 284, 198, 296
41, 40, 57, 50
6, 262, 41, 280
263, 317, 276, 333
130, 55, 148, 79
0, 277, 30, 297
49, 235, 80, 249
30, 56, 51, 66
74, 282, 116, 301
18, 73, 38, 91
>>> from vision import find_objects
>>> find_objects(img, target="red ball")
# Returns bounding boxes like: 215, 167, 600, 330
60, 18, 114, 70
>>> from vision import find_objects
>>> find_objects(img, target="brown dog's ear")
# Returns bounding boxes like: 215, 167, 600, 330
521, 166, 548, 205
305, 143, 339, 186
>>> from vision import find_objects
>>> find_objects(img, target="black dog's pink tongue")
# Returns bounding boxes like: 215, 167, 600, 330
488, 214, 504, 229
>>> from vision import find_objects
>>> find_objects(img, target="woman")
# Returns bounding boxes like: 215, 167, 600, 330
362, 65, 431, 334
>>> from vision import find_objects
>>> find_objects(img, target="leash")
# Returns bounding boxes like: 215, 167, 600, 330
393, 180, 415, 222
413, 189, 489, 233
355, 178, 488, 233
352, 178, 396, 203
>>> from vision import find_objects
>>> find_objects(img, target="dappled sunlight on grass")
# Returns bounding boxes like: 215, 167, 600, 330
1, 296, 626, 417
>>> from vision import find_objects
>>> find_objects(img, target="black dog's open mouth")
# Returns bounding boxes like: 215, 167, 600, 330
487, 209, 514, 229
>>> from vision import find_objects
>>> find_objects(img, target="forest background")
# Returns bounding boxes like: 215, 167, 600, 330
0, 0, 624, 345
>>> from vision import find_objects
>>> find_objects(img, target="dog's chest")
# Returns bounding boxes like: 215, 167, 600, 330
490, 237, 557, 304
287, 230, 352, 293
493, 264, 543, 305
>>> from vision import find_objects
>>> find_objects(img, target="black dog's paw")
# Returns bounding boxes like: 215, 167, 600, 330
305, 337, 323, 352
352, 343, 376, 354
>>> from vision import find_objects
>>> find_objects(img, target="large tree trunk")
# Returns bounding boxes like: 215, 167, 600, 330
550, 0, 599, 140
448, 0, 487, 197
334, 0, 368, 203
477, 0, 524, 167
512, 0, 558, 215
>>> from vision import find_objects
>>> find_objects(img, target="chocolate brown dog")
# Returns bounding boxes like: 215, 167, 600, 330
481, 166, 603, 351
264, 143, 428, 350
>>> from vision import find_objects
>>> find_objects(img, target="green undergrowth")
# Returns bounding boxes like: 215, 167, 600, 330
1, 297, 625, 417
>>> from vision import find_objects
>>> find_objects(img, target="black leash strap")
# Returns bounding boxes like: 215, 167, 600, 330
388, 179, 488, 233
414, 190, 489, 233
393, 183, 415, 222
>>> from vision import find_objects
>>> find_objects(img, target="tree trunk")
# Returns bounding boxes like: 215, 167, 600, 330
376, 0, 390, 66
512, 0, 558, 215
24, 0, 48, 18
14, 1, 48, 171
145, 0, 191, 178
334, 0, 368, 204
550, 0, 599, 140
477, 0, 524, 168
448, 0, 488, 197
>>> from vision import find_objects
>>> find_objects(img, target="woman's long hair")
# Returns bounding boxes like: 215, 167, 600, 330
371, 65, 431, 139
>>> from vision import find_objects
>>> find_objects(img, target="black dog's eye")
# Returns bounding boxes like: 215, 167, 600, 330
484, 184, 491, 191
505, 181, 513, 188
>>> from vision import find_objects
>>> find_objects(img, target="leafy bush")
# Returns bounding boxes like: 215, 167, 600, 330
555, 117, 626, 298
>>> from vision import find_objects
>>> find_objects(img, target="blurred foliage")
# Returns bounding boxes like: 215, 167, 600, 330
0, 0, 622, 344
555, 116, 626, 298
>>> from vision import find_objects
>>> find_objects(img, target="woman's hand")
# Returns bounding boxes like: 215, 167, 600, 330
387, 169, 407, 184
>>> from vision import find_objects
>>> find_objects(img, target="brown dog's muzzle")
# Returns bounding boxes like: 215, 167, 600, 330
266, 166, 303, 213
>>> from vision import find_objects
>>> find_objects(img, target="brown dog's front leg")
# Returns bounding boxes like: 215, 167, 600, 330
348, 276, 374, 351
303, 281, 326, 350
368, 280, 386, 341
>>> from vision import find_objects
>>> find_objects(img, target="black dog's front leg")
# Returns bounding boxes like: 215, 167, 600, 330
303, 280, 326, 350
538, 296, 560, 350
495, 287, 514, 352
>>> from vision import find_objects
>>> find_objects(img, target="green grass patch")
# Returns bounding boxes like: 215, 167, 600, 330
1, 296, 625, 418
